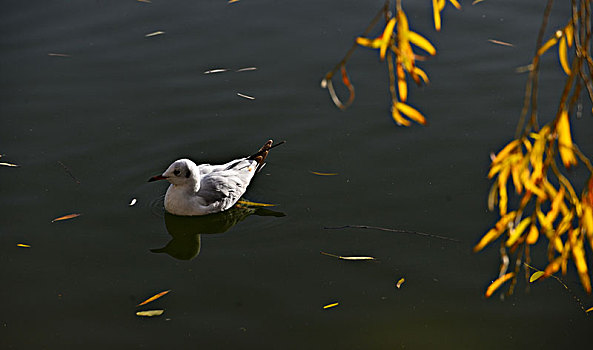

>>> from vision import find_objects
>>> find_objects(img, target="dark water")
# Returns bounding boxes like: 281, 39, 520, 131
1, 0, 592, 348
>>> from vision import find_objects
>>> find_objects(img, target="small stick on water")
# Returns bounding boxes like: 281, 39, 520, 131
323, 225, 460, 242
58, 161, 81, 184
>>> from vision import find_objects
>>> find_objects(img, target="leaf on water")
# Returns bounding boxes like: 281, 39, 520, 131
228, 0, 240, 3
395, 102, 426, 125
145, 31, 165, 37
137, 290, 171, 307
487, 39, 514, 47
237, 92, 255, 100
203, 68, 229, 74
323, 302, 339, 309
137, 0, 151, 3
310, 171, 339, 176
529, 271, 545, 283
236, 67, 257, 72
17, 243, 31, 248
136, 309, 164, 317
48, 53, 71, 57
586, 306, 593, 313
52, 213, 81, 223
485, 272, 515, 298
0, 162, 20, 167
396, 278, 405, 289
449, 0, 462, 9
129, 198, 137, 206
472, 0, 486, 4
236, 200, 275, 207
558, 36, 571, 75
320, 251, 376, 261
408, 31, 436, 55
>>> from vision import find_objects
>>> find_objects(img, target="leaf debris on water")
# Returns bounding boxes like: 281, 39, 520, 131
487, 39, 514, 47
236, 200, 275, 207
236, 67, 257, 72
136, 309, 164, 317
137, 0, 152, 3
129, 198, 137, 206
48, 53, 71, 57
203, 68, 229, 74
137, 290, 171, 307
0, 162, 19, 167
320, 251, 376, 261
323, 302, 339, 309
396, 278, 405, 289
145, 31, 165, 37
586, 306, 593, 313
52, 213, 81, 223
17, 243, 31, 248
237, 92, 255, 100
310, 171, 339, 176
529, 271, 545, 283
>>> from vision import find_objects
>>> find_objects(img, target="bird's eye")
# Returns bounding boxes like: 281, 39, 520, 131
173, 169, 180, 176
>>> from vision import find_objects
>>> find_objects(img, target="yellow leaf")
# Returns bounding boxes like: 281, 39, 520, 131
557, 110, 577, 168
485, 272, 515, 298
136, 309, 164, 317
432, 0, 442, 31
356, 37, 381, 49
323, 302, 339, 309
412, 67, 430, 84
491, 140, 521, 165
537, 34, 559, 56
397, 60, 408, 102
586, 306, 593, 313
396, 278, 405, 289
137, 290, 171, 307
408, 31, 436, 55
395, 102, 426, 125
526, 224, 539, 245
52, 213, 81, 223
380, 18, 397, 60
583, 204, 593, 236
558, 36, 571, 75
449, 0, 462, 10
391, 107, 411, 127
396, 11, 415, 72
571, 234, 591, 293
498, 166, 510, 215
17, 243, 31, 248
236, 200, 275, 207
529, 271, 545, 282
564, 23, 573, 47
474, 212, 516, 252
506, 217, 531, 247
437, 0, 446, 11
544, 256, 563, 276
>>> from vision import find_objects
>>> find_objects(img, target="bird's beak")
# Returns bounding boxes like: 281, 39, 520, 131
148, 175, 168, 182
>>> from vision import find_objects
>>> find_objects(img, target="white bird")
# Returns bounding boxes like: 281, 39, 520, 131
149, 140, 283, 216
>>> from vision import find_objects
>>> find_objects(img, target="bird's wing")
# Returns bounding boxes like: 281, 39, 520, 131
196, 172, 246, 206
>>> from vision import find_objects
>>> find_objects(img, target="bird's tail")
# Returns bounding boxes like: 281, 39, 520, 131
248, 139, 285, 172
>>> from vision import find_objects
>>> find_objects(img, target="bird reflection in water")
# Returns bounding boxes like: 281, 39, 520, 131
151, 203, 285, 260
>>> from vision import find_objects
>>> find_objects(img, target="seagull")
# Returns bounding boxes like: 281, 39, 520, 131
149, 140, 283, 216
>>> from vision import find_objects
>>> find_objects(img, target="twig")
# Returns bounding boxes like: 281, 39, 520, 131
57, 161, 81, 184
323, 224, 460, 242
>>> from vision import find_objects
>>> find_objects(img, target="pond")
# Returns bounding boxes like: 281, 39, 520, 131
1, 0, 591, 348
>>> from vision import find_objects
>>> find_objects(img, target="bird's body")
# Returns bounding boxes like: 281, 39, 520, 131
149, 140, 281, 216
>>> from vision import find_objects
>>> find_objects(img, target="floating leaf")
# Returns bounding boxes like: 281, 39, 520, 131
320, 251, 376, 261
408, 31, 436, 55
236, 200, 275, 207
145, 31, 165, 37
586, 306, 593, 313
136, 309, 164, 317
17, 243, 31, 248
237, 92, 255, 100
396, 278, 405, 289
485, 272, 515, 298
323, 302, 339, 309
137, 290, 171, 307
449, 0, 462, 9
379, 18, 397, 60
310, 171, 339, 176
558, 36, 571, 75
203, 68, 229, 74
529, 271, 545, 282
395, 102, 426, 125
0, 162, 20, 167
236, 67, 257, 72
52, 213, 81, 223
557, 109, 577, 168
129, 198, 137, 206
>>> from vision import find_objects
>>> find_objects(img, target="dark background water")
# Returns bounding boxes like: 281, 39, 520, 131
1, 0, 592, 348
